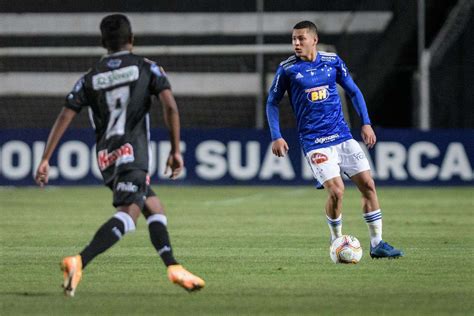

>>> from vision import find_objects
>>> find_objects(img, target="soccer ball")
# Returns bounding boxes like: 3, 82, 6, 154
329, 235, 363, 264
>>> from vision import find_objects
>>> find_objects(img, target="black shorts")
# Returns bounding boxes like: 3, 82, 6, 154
108, 170, 156, 210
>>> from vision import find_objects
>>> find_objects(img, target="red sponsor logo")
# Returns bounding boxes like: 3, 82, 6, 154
311, 152, 328, 164
98, 143, 134, 171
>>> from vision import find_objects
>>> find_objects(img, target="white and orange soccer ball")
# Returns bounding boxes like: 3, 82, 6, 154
329, 235, 363, 264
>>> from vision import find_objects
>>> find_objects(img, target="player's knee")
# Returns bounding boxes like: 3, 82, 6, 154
360, 179, 376, 198
327, 186, 344, 202
113, 211, 137, 233
364, 178, 376, 192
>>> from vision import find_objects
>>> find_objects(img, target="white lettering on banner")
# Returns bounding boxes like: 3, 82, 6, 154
148, 141, 157, 176
259, 144, 295, 180
439, 143, 473, 180
302, 154, 313, 180
0, 138, 472, 183
90, 144, 102, 179
196, 141, 227, 180
408, 142, 440, 181
228, 141, 260, 180
158, 141, 186, 179
375, 142, 408, 180
1, 141, 31, 180
358, 142, 377, 178
58, 141, 90, 180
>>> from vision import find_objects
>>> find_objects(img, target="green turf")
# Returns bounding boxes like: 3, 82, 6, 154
1, 186, 473, 315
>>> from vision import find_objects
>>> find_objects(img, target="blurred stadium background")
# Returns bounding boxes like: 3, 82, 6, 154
0, 0, 473, 186
1, 2, 473, 315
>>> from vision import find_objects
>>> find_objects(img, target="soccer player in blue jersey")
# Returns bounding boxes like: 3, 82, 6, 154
266, 21, 403, 259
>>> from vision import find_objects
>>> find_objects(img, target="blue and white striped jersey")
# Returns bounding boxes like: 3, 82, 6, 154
266, 51, 371, 154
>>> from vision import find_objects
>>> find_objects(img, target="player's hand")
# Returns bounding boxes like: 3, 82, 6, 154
164, 152, 184, 180
361, 125, 376, 149
271, 138, 289, 157
35, 159, 50, 187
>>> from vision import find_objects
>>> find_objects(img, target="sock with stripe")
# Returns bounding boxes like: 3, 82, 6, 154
363, 209, 383, 247
326, 214, 342, 243
147, 214, 178, 267
80, 211, 135, 269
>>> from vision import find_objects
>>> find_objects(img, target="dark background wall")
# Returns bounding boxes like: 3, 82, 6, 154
1, 0, 472, 129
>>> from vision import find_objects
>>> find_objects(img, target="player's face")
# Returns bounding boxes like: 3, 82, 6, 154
292, 28, 318, 61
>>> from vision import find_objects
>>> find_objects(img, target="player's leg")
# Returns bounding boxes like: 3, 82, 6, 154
61, 170, 145, 297
341, 139, 403, 258
306, 147, 344, 244
141, 188, 178, 267
350, 170, 382, 245
79, 204, 141, 268
350, 171, 403, 258
142, 187, 205, 291
323, 177, 345, 243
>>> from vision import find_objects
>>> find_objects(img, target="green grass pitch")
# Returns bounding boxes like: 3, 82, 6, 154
1, 186, 473, 315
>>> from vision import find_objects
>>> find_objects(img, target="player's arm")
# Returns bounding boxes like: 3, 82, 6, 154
148, 62, 183, 179
35, 107, 77, 186
36, 76, 87, 186
266, 66, 289, 157
159, 89, 183, 179
336, 58, 376, 148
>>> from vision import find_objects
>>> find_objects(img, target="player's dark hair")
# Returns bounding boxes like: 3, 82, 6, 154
293, 20, 318, 36
100, 14, 133, 51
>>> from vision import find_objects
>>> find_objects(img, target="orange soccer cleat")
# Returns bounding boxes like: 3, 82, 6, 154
60, 255, 83, 297
167, 265, 205, 292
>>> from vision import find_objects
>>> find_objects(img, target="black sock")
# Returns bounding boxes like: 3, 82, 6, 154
80, 217, 125, 269
148, 222, 178, 266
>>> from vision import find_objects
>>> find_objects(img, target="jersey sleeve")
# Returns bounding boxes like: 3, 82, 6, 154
149, 63, 171, 95
266, 65, 289, 140
65, 76, 88, 113
335, 57, 371, 125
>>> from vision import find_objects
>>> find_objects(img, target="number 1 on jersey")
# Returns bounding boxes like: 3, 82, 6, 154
105, 86, 130, 139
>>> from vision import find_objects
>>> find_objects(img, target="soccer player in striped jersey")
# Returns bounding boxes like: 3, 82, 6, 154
35, 14, 204, 296
266, 20, 403, 259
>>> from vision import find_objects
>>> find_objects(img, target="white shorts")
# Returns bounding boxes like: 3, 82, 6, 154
306, 139, 370, 184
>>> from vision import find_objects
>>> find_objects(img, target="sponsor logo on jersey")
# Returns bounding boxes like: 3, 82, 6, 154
321, 55, 336, 62
296, 72, 304, 79
72, 77, 85, 92
353, 152, 366, 160
92, 66, 139, 90
98, 143, 135, 170
116, 181, 138, 193
107, 59, 122, 69
311, 152, 329, 164
305, 85, 330, 103
315, 134, 340, 144
151, 63, 167, 77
